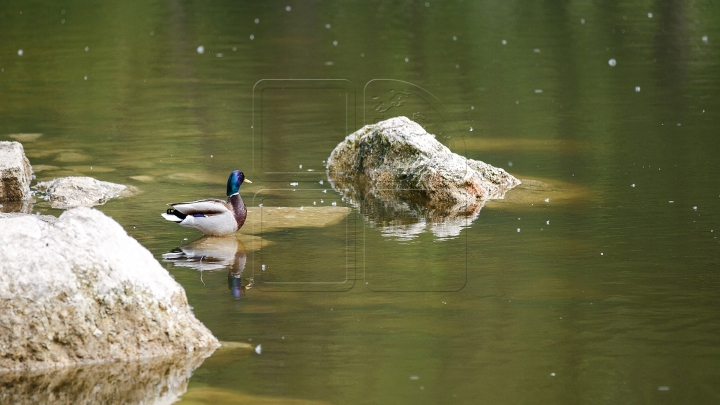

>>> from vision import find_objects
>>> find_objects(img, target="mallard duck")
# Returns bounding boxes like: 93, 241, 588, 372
161, 170, 252, 236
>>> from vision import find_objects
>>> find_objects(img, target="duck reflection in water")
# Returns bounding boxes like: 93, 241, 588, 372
162, 236, 253, 299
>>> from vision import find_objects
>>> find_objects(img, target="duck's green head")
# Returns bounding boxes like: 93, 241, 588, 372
227, 170, 252, 196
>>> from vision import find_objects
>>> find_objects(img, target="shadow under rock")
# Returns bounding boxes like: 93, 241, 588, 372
327, 172, 483, 241
0, 348, 214, 405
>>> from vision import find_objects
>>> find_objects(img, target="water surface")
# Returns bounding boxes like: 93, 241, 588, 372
2, 0, 720, 403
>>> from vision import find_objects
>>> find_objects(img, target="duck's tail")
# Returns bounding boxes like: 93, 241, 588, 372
162, 209, 185, 223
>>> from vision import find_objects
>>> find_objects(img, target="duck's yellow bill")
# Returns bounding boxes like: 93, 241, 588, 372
243, 178, 252, 184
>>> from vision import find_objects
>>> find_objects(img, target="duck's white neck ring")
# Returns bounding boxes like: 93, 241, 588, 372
229, 192, 240, 196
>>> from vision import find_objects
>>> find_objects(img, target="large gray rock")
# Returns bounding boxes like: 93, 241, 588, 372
326, 117, 520, 239
0, 208, 219, 373
327, 117, 520, 204
0, 141, 33, 201
34, 176, 134, 209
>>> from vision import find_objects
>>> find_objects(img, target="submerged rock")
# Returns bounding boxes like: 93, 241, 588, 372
34, 176, 135, 209
0, 141, 33, 201
326, 116, 520, 239
0, 208, 219, 373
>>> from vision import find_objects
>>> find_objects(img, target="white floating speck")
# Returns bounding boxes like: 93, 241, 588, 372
325, 23, 331, 29
631, 183, 635, 187
544, 198, 550, 202
285, 6, 291, 11
551, 372, 556, 376
501, 39, 507, 45
425, 2, 430, 7
669, 201, 673, 203
635, 86, 641, 92
580, 18, 585, 24
299, 164, 302, 169
469, 127, 473, 132
17, 49, 23, 56
262, 264, 266, 271
471, 106, 474, 110
290, 182, 298, 186
196, 45, 204, 54
325, 61, 334, 65
233, 47, 237, 51
546, 220, 550, 225
405, 57, 409, 62
254, 18, 259, 24
333, 40, 338, 46
648, 12, 653, 18
322, 189, 327, 193
320, 199, 324, 203
216, 53, 223, 57
455, 64, 459, 68
250, 34, 255, 40
658, 386, 669, 391
319, 180, 324, 184
184, 237, 188, 241
517, 228, 521, 232
258, 203, 263, 207
313, 201, 316, 205
693, 206, 697, 211
85, 46, 89, 51
601, 252, 603, 256
410, 376, 419, 380
453, 36, 457, 41
508, 161, 513, 167
84, 76, 87, 80
332, 201, 337, 206
608, 58, 617, 67
535, 89, 543, 93
534, 48, 541, 53
702, 35, 708, 44
255, 344, 262, 354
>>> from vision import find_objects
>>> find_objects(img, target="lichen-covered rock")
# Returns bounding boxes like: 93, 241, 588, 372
326, 117, 520, 239
327, 117, 520, 204
0, 141, 33, 201
0, 208, 219, 373
34, 176, 135, 209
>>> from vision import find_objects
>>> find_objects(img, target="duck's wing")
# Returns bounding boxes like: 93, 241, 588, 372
167, 199, 231, 216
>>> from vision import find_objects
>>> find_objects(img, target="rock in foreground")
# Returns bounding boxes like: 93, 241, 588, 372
0, 208, 219, 373
0, 141, 33, 201
34, 176, 133, 209
327, 117, 520, 206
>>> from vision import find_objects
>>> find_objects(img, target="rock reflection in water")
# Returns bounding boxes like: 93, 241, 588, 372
328, 173, 483, 240
162, 236, 253, 299
0, 348, 213, 405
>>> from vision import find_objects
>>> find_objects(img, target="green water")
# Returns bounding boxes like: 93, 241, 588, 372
2, 0, 720, 403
